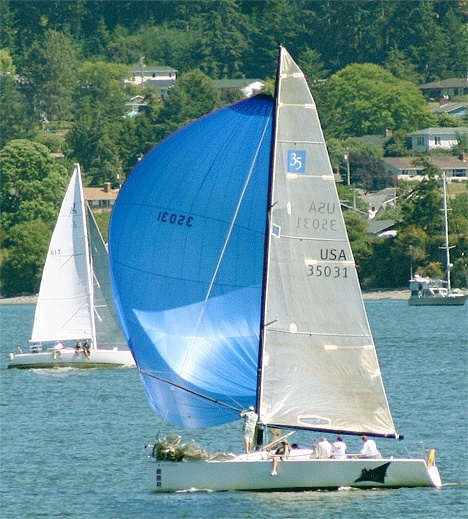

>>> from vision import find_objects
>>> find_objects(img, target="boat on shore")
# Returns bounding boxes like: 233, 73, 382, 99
409, 172, 467, 306
9, 164, 135, 369
109, 47, 441, 492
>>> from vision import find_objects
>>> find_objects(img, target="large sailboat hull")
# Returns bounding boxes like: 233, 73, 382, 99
8, 348, 135, 369
148, 452, 441, 492
408, 294, 467, 306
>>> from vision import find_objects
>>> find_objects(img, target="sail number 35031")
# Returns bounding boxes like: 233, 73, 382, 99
157, 211, 194, 227
307, 265, 349, 278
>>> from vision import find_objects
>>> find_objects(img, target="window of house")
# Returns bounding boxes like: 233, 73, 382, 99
417, 137, 424, 146
434, 136, 441, 145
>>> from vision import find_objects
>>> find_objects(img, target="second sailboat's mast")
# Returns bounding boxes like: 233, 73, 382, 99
441, 172, 452, 293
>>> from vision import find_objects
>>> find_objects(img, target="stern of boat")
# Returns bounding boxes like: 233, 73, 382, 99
425, 449, 442, 488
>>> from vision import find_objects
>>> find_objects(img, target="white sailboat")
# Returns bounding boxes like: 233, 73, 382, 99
109, 47, 441, 491
409, 172, 467, 306
8, 164, 135, 369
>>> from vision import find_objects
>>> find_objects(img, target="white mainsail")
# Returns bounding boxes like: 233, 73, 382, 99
30, 164, 95, 344
258, 48, 396, 437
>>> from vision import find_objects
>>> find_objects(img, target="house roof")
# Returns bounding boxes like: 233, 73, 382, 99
409, 127, 468, 137
431, 102, 467, 115
367, 219, 396, 236
419, 78, 468, 90
83, 186, 119, 201
381, 156, 468, 171
129, 65, 177, 74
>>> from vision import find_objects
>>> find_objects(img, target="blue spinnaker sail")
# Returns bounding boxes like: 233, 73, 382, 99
109, 96, 273, 428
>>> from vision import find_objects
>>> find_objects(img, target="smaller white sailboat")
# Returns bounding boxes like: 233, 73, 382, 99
409, 172, 467, 306
8, 164, 135, 369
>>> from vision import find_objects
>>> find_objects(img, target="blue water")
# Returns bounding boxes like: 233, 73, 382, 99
0, 301, 467, 518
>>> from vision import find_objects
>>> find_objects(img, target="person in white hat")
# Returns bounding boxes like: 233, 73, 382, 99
239, 405, 258, 452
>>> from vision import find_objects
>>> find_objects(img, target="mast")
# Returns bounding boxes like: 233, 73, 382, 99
441, 172, 453, 294
256, 47, 282, 416
78, 164, 97, 349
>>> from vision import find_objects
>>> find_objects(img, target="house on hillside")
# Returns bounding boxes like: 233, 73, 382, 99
380, 156, 468, 182
409, 127, 468, 152
124, 95, 147, 117
83, 183, 119, 210
367, 219, 397, 238
418, 78, 468, 100
431, 102, 467, 119
127, 64, 178, 95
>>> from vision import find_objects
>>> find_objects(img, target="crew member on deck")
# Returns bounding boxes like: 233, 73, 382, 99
240, 406, 258, 452
271, 440, 290, 476
332, 436, 347, 459
359, 435, 381, 458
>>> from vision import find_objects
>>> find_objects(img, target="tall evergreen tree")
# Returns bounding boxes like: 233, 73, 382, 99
22, 29, 81, 122
198, 0, 250, 78
0, 49, 36, 147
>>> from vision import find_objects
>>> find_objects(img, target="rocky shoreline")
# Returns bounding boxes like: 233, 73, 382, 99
1, 290, 412, 305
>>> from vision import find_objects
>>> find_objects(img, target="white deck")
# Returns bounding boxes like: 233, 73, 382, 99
8, 348, 135, 369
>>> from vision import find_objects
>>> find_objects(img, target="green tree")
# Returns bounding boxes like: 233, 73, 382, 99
198, 0, 250, 79
318, 64, 435, 139
1, 220, 50, 296
441, 7, 468, 78
0, 49, 36, 147
0, 139, 68, 229
383, 131, 412, 157
344, 211, 372, 276
299, 48, 329, 85
350, 154, 391, 191
326, 137, 384, 182
386, 2, 449, 82
0, 1, 16, 50
0, 139, 69, 295
394, 225, 430, 278
383, 48, 421, 84
398, 159, 442, 236
153, 69, 219, 142
66, 61, 129, 185
22, 29, 81, 122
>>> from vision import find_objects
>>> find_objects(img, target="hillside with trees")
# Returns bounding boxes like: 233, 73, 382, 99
0, 0, 467, 296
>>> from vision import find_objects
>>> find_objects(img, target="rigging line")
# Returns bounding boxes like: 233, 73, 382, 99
177, 117, 271, 380
205, 119, 270, 305
139, 369, 243, 413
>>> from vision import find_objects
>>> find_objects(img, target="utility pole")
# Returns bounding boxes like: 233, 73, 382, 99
343, 152, 350, 185
140, 56, 145, 89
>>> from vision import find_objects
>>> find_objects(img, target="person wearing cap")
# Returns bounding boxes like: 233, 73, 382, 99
332, 436, 347, 459
239, 406, 258, 452
317, 437, 332, 458
359, 435, 380, 458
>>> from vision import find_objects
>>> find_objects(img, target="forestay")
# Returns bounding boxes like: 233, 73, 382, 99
258, 47, 396, 437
